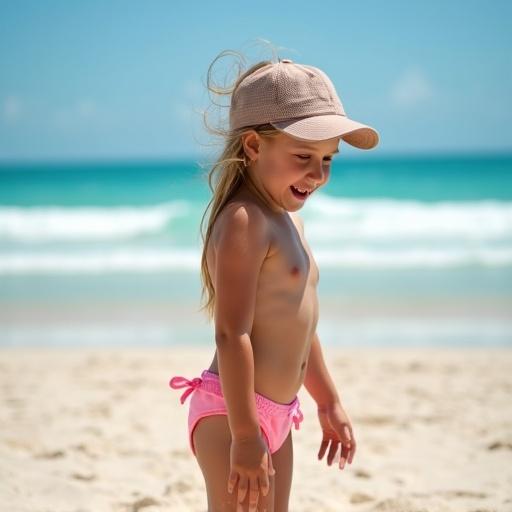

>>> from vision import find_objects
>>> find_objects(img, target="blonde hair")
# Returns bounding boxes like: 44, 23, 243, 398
196, 47, 285, 322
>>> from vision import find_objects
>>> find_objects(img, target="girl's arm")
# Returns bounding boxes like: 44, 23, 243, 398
304, 331, 357, 469
213, 203, 271, 439
303, 331, 341, 410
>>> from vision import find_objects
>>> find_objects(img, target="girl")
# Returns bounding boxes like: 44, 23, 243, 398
170, 50, 379, 512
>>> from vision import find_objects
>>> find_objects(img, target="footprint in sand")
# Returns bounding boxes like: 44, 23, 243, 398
70, 472, 96, 481
122, 496, 160, 512
487, 440, 512, 450
371, 497, 452, 511
5, 438, 37, 453
406, 361, 427, 373
169, 448, 189, 459
350, 492, 375, 504
162, 480, 193, 495
71, 443, 98, 458
88, 402, 112, 418
405, 386, 430, 398
34, 449, 66, 459
439, 489, 488, 499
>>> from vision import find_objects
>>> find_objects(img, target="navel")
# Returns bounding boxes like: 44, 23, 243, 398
301, 361, 306, 370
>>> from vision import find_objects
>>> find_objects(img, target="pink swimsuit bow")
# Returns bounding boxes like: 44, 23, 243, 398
288, 403, 304, 430
169, 376, 203, 404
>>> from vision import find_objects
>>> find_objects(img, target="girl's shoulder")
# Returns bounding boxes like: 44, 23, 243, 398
211, 195, 272, 249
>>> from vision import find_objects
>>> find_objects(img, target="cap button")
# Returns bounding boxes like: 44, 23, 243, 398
281, 59, 293, 63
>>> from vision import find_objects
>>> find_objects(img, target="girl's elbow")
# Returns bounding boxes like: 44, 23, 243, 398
214, 328, 250, 345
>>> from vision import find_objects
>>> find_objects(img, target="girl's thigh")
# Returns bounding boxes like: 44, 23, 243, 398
270, 429, 293, 512
193, 414, 275, 511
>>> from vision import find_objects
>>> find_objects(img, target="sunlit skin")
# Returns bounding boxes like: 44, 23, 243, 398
238, 132, 356, 474
241, 130, 341, 213
201, 129, 356, 511
241, 130, 357, 468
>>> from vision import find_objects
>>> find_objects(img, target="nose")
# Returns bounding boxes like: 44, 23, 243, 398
308, 161, 327, 184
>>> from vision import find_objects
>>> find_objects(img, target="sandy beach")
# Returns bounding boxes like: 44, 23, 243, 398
1, 346, 511, 512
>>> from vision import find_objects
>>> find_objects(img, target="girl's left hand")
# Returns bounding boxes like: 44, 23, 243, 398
316, 401, 356, 470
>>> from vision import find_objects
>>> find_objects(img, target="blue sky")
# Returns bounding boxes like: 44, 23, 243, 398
0, 0, 511, 161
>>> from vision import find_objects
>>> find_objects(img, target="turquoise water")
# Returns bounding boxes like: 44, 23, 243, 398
1, 153, 511, 347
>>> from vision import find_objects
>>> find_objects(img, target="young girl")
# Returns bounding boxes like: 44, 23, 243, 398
170, 50, 379, 512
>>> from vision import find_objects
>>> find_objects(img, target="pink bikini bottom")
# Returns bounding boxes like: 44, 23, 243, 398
169, 369, 304, 456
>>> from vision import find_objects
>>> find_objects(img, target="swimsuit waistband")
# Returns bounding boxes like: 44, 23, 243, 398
200, 369, 300, 413
169, 369, 304, 428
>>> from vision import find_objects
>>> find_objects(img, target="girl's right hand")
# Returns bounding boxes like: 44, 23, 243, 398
228, 432, 275, 511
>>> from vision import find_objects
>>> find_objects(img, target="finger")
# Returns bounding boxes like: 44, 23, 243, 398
340, 424, 354, 465
237, 475, 248, 505
348, 437, 357, 464
336, 427, 348, 468
342, 425, 353, 444
259, 471, 270, 498
248, 476, 259, 512
339, 440, 350, 469
227, 470, 238, 494
346, 424, 356, 463
267, 451, 276, 476
259, 455, 272, 497
318, 438, 329, 460
327, 440, 340, 466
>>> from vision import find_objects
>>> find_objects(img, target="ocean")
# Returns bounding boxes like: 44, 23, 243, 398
1, 153, 511, 347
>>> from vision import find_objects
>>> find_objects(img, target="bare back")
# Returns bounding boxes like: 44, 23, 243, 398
206, 188, 319, 404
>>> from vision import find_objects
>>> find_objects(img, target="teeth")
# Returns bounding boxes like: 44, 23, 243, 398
293, 186, 309, 193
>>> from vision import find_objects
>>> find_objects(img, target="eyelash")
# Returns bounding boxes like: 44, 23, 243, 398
296, 155, 333, 162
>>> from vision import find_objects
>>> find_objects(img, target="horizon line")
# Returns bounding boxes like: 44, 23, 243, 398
1, 148, 512, 167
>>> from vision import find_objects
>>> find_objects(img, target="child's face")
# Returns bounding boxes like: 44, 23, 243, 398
243, 131, 340, 212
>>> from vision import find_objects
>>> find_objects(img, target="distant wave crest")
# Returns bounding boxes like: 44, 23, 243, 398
0, 246, 511, 274
0, 201, 189, 241
1, 195, 510, 243
1, 195, 511, 273
307, 193, 512, 241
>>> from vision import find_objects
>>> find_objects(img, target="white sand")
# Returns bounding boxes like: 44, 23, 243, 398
1, 346, 511, 511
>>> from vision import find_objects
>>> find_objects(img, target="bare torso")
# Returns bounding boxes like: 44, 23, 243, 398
206, 189, 320, 405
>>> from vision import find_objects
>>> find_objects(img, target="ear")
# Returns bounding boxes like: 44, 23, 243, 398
242, 130, 262, 163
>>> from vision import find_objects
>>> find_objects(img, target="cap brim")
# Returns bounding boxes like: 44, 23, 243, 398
270, 114, 379, 150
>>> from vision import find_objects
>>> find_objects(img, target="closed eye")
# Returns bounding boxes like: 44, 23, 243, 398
296, 155, 333, 161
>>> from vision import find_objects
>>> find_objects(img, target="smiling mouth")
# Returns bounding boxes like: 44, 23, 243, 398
290, 185, 310, 200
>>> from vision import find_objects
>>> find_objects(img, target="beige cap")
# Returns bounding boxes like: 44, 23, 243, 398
229, 58, 379, 150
